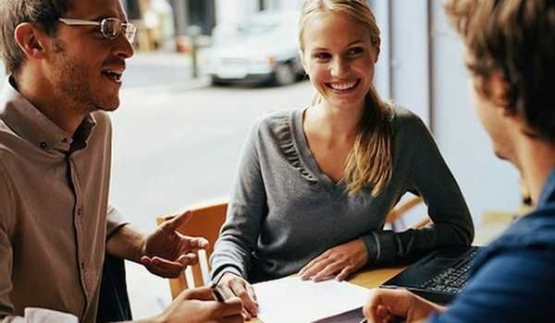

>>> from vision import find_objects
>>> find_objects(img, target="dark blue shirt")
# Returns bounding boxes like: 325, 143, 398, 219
429, 170, 555, 322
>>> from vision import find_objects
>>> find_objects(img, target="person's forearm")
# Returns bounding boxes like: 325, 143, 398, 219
106, 224, 146, 263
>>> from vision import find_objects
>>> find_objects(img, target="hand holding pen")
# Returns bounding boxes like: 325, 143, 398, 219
213, 273, 260, 320
156, 286, 243, 323
212, 283, 226, 302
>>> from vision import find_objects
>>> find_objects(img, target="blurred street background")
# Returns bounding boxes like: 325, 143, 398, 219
1, 0, 524, 320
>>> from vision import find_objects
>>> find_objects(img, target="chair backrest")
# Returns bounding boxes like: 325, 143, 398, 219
156, 201, 228, 299
385, 196, 430, 229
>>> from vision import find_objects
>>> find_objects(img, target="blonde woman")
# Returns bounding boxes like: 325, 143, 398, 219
211, 0, 473, 319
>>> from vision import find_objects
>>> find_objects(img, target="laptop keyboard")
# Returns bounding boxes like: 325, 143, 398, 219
418, 248, 478, 294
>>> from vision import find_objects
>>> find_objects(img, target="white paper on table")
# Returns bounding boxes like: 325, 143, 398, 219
253, 276, 369, 323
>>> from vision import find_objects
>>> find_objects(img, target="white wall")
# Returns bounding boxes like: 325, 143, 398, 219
371, 0, 429, 124
371, 0, 392, 100
372, 0, 521, 223
429, 0, 520, 222
389, 0, 431, 125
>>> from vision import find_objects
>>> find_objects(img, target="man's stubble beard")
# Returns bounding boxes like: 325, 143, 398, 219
51, 39, 119, 114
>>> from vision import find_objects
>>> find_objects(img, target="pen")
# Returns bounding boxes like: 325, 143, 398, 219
359, 318, 404, 323
211, 283, 225, 302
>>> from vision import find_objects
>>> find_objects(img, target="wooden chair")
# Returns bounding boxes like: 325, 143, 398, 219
385, 195, 430, 229
157, 196, 429, 299
156, 200, 227, 299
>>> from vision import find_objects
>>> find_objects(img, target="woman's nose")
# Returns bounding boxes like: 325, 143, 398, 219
330, 58, 349, 77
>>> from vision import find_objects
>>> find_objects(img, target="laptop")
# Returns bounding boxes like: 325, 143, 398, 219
380, 246, 480, 305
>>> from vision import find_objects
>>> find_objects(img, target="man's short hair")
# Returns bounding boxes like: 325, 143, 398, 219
0, 0, 73, 75
445, 0, 555, 142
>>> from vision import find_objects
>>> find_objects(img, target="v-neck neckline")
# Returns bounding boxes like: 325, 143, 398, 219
291, 109, 346, 189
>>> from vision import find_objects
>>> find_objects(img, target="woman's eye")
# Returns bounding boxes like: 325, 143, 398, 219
313, 52, 331, 60
347, 47, 364, 56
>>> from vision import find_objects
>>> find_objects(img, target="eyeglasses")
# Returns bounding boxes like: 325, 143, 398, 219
58, 17, 137, 43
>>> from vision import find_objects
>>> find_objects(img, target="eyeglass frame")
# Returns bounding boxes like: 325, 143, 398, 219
58, 17, 137, 43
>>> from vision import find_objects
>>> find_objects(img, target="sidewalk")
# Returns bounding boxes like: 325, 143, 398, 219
129, 50, 192, 67
124, 50, 210, 91
126, 261, 171, 319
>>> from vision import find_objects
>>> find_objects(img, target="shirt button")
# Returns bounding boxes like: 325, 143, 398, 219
39, 141, 47, 149
81, 262, 85, 269
77, 208, 82, 216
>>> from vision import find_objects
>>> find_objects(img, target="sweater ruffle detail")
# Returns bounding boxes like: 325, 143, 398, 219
273, 114, 318, 183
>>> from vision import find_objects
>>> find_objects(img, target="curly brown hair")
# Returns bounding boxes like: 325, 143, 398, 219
445, 0, 555, 142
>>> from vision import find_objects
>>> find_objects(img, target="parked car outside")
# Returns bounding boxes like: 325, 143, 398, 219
200, 11, 305, 86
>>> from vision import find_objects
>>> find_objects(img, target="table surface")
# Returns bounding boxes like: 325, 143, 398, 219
250, 221, 510, 322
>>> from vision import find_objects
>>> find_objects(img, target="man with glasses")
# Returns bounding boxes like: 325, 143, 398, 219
0, 0, 243, 322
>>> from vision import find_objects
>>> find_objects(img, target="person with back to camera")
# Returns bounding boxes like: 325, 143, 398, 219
362, 0, 555, 322
210, 0, 474, 319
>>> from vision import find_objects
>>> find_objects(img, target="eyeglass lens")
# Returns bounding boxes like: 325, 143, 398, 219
100, 18, 121, 39
100, 18, 136, 43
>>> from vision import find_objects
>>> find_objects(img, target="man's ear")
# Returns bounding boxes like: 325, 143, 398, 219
14, 23, 48, 60
489, 72, 513, 115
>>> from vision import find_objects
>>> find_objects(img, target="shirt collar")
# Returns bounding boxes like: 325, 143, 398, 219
538, 168, 555, 207
0, 76, 96, 153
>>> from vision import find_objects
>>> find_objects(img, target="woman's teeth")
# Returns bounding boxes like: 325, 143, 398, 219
329, 80, 357, 90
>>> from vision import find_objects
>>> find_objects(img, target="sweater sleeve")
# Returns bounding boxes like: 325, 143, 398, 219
210, 120, 267, 282
367, 112, 474, 265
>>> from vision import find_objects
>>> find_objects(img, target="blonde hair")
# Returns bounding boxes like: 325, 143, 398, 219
299, 0, 393, 196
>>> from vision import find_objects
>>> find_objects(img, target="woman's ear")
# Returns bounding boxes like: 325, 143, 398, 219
299, 50, 309, 75
14, 22, 48, 60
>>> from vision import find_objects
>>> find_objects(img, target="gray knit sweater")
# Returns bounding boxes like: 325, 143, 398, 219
211, 107, 473, 283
